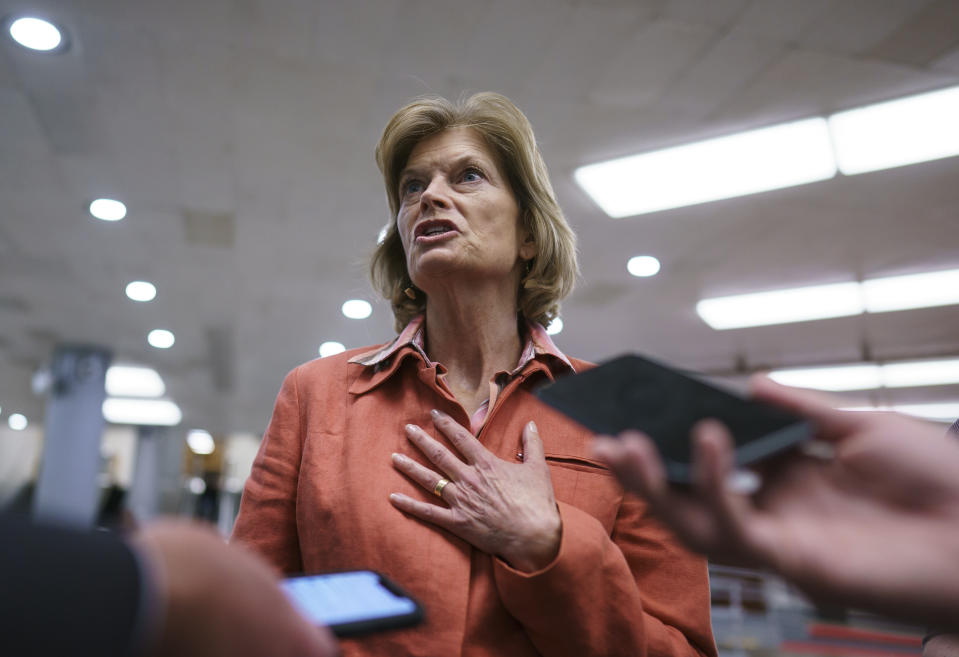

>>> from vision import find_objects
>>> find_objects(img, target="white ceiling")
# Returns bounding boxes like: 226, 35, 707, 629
2, 0, 959, 436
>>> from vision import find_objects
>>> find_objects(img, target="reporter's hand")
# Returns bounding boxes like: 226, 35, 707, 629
593, 376, 959, 627
134, 520, 338, 657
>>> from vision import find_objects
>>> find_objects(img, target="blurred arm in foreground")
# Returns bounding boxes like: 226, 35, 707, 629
1, 516, 338, 657
593, 376, 959, 629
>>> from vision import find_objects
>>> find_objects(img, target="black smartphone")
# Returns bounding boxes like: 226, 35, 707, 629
536, 353, 811, 483
282, 570, 424, 637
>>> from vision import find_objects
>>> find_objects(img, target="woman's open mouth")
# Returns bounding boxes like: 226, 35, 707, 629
414, 219, 458, 244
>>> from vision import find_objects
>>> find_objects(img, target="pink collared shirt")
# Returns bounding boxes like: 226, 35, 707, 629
350, 314, 575, 434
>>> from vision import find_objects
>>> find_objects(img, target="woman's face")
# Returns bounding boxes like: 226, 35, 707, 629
396, 127, 534, 288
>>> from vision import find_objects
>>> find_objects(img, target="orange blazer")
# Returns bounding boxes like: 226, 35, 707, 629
232, 344, 717, 657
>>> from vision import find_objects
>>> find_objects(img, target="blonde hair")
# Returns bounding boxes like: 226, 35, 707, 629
370, 92, 578, 332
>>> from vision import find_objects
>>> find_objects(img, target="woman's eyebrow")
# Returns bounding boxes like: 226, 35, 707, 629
401, 152, 492, 179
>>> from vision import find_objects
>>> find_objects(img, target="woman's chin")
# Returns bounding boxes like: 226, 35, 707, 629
410, 254, 462, 280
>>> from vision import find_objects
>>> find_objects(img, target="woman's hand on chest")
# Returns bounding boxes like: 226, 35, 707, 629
389, 409, 562, 572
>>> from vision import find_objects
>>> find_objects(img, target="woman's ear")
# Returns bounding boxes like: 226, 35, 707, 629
519, 230, 536, 261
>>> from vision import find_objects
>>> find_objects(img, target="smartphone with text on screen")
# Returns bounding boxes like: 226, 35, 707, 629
282, 570, 424, 637
536, 353, 811, 484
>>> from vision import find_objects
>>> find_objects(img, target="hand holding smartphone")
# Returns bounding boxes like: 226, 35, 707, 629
282, 570, 423, 637
536, 353, 811, 484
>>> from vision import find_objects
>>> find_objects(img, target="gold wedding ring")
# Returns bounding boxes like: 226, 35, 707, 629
433, 478, 450, 498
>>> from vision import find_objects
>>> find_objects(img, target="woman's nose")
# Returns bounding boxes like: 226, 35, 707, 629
420, 178, 450, 210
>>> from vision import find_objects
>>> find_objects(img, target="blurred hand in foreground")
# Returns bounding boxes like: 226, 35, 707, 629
135, 521, 339, 657
593, 376, 959, 628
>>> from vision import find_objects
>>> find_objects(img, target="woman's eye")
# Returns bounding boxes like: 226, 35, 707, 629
460, 168, 483, 183
401, 180, 424, 197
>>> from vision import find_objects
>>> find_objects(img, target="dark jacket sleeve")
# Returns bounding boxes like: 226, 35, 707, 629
0, 513, 146, 657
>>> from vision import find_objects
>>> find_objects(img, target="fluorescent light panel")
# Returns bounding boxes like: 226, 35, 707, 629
106, 365, 166, 397
841, 403, 959, 423
577, 84, 959, 218
103, 398, 182, 426
829, 85, 959, 175
889, 402, 959, 422
696, 281, 862, 330
768, 364, 880, 391
769, 357, 959, 392
862, 269, 959, 313
575, 118, 836, 218
698, 267, 959, 330
882, 358, 959, 388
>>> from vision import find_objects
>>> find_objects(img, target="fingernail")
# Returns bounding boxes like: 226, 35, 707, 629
527, 420, 537, 433
389, 493, 400, 502
430, 409, 442, 418
391, 452, 404, 463
405, 423, 418, 435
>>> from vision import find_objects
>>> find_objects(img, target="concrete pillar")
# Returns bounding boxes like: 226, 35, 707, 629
33, 345, 111, 527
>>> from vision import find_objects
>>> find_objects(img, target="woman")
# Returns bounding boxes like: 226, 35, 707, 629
232, 92, 716, 657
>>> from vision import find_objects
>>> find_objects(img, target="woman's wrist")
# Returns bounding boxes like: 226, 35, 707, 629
501, 510, 562, 573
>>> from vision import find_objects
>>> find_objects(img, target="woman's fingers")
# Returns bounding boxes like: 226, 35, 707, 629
430, 409, 486, 464
404, 423, 469, 480
391, 452, 456, 503
521, 421, 546, 466
388, 492, 457, 530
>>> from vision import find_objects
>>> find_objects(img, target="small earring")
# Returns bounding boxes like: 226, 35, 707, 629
404, 286, 417, 300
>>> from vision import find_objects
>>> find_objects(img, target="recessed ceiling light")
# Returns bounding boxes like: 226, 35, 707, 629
575, 117, 836, 218
106, 365, 165, 397
102, 398, 182, 426
148, 329, 175, 349
829, 85, 959, 175
187, 429, 215, 455
8, 413, 28, 431
627, 255, 661, 278
89, 198, 127, 221
319, 341, 346, 357
8, 16, 63, 52
546, 317, 563, 336
125, 281, 157, 302
342, 299, 372, 319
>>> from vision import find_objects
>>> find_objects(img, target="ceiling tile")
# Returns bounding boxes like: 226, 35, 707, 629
589, 19, 717, 109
